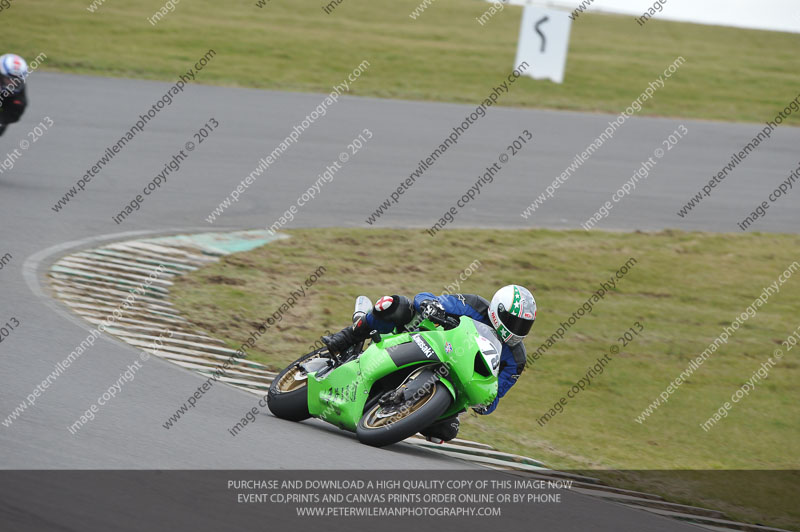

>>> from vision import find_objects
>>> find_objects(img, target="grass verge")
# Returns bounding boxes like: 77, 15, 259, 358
5, 0, 800, 124
171, 228, 800, 530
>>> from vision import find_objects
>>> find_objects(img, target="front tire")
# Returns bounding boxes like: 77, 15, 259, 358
267, 351, 325, 422
357, 375, 452, 447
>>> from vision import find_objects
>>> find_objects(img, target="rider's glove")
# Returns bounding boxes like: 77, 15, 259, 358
419, 299, 446, 322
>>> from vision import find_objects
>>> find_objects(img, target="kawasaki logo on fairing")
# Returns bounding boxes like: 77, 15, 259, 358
412, 335, 436, 359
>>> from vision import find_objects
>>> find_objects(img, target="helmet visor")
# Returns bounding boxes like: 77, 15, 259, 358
498, 307, 533, 338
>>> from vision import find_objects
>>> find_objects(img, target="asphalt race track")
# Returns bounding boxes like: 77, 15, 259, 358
1, 72, 797, 530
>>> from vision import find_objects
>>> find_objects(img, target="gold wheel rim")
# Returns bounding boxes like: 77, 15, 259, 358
362, 383, 437, 429
275, 357, 318, 393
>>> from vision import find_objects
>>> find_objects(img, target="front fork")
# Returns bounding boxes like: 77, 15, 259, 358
379, 364, 457, 408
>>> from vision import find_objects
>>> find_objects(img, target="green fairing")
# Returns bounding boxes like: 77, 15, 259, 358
306, 317, 498, 432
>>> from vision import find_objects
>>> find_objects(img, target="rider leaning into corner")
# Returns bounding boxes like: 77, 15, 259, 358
0, 53, 29, 137
323, 285, 537, 444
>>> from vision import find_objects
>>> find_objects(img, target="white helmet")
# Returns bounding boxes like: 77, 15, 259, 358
0, 54, 28, 79
488, 285, 536, 346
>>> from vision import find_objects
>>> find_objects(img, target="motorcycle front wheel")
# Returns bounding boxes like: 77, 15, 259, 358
356, 370, 452, 447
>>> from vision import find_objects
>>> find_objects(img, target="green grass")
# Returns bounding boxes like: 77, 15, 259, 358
6, 0, 800, 124
171, 228, 800, 530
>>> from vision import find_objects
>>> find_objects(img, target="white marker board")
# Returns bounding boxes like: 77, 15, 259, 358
514, 5, 572, 84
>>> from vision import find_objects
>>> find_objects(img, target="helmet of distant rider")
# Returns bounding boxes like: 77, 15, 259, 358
0, 54, 29, 80
488, 285, 536, 346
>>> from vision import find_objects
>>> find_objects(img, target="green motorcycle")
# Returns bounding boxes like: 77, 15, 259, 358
267, 297, 501, 447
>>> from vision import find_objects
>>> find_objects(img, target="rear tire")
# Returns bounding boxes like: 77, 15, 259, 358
356, 377, 452, 447
267, 351, 326, 422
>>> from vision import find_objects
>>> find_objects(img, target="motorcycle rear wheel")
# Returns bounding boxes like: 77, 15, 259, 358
267, 351, 325, 422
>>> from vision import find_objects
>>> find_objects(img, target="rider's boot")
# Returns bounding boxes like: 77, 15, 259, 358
322, 317, 371, 356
